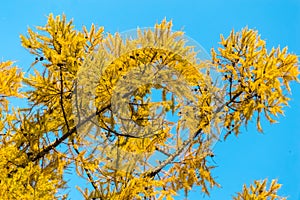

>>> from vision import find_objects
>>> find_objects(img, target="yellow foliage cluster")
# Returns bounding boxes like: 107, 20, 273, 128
233, 179, 286, 200
0, 14, 297, 199
211, 28, 299, 136
0, 145, 65, 200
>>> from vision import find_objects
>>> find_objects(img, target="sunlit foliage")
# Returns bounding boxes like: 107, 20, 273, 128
0, 14, 298, 199
233, 179, 286, 200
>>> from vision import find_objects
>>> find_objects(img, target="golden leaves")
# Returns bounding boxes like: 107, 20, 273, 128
0, 14, 105, 199
0, 61, 23, 112
0, 145, 65, 200
0, 13, 296, 200
71, 16, 221, 200
212, 27, 299, 135
167, 141, 218, 197
233, 179, 286, 200
0, 61, 23, 138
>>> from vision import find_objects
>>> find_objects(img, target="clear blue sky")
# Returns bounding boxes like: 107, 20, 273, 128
1, 0, 299, 199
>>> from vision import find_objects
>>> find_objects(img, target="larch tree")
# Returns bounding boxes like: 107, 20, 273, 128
0, 14, 298, 200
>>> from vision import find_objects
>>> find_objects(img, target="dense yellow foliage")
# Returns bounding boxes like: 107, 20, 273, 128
233, 179, 286, 200
211, 28, 299, 136
0, 14, 297, 199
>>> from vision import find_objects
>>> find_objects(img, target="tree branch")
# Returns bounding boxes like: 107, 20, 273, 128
31, 67, 111, 162
145, 128, 202, 178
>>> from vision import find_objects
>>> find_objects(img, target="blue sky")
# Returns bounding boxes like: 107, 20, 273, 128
1, 0, 299, 199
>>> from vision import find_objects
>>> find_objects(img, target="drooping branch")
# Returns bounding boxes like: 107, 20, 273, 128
57, 64, 101, 194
